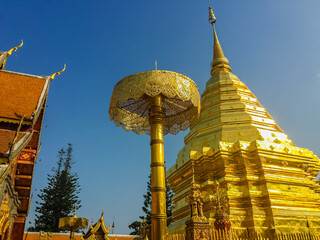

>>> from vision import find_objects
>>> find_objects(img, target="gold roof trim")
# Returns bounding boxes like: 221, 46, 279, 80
0, 117, 32, 125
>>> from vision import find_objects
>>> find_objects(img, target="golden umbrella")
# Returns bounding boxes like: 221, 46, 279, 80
59, 210, 88, 240
109, 69, 200, 240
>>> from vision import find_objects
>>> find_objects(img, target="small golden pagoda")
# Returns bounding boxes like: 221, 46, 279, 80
167, 6, 320, 236
83, 211, 112, 240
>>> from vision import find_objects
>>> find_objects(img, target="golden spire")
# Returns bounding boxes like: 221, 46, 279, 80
209, 6, 231, 75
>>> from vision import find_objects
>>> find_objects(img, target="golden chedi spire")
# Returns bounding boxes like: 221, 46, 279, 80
209, 7, 231, 75
167, 3, 320, 236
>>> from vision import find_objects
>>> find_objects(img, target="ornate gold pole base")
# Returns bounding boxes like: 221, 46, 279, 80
149, 95, 167, 240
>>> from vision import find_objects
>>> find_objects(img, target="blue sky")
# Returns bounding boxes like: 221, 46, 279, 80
1, 0, 320, 234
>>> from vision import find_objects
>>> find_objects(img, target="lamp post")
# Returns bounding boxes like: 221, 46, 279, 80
109, 70, 200, 240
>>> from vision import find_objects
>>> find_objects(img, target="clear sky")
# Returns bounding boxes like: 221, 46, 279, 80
1, 0, 320, 235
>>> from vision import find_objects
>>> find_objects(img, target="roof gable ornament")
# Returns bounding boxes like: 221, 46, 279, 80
49, 64, 66, 80
6, 40, 23, 57
0, 40, 23, 70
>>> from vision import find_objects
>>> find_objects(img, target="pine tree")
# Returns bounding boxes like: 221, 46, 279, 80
128, 221, 141, 235
128, 174, 173, 234
140, 175, 151, 224
29, 144, 81, 232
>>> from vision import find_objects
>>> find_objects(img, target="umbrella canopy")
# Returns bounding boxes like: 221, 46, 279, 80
59, 216, 88, 231
109, 70, 200, 135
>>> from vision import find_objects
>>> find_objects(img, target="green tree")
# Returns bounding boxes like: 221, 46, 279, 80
29, 143, 81, 232
128, 221, 141, 235
128, 174, 173, 234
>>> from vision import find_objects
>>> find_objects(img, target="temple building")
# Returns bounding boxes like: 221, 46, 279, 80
0, 42, 63, 239
167, 7, 320, 236
83, 211, 141, 240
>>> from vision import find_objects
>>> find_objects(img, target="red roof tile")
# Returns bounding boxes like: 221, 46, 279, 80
0, 71, 46, 120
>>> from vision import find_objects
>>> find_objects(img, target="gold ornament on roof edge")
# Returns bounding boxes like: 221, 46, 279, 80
6, 40, 23, 56
49, 64, 66, 81
109, 70, 200, 135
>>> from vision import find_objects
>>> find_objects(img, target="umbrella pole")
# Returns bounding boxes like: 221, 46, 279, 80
149, 95, 167, 240
70, 230, 74, 240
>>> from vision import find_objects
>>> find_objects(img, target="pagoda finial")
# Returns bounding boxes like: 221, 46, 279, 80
49, 64, 66, 80
73, 208, 77, 217
209, 6, 231, 75
7, 40, 23, 56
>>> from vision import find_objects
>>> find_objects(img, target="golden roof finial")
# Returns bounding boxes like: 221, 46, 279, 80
101, 209, 104, 218
155, 60, 157, 71
49, 64, 66, 80
209, 6, 216, 25
208, 6, 231, 75
7, 40, 23, 56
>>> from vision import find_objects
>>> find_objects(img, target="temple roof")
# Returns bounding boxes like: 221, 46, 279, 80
0, 42, 63, 161
83, 211, 112, 240
0, 42, 65, 240
0, 71, 49, 122
0, 70, 51, 160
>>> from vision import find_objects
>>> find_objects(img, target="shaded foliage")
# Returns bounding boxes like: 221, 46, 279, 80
28, 144, 81, 232
128, 221, 141, 235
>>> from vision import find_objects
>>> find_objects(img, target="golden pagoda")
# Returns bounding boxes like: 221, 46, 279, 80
166, 6, 320, 236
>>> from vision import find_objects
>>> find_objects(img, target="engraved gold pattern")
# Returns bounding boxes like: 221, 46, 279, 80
109, 70, 200, 135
